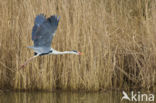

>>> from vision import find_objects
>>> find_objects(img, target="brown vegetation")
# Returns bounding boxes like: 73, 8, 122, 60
0, 0, 156, 91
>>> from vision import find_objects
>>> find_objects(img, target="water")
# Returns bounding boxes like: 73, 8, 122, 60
0, 91, 153, 103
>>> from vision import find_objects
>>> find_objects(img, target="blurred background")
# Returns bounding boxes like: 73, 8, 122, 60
0, 0, 156, 91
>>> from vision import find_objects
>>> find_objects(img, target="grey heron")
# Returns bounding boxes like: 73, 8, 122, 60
20, 14, 82, 68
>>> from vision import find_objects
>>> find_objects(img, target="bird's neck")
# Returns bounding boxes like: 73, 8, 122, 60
51, 49, 74, 55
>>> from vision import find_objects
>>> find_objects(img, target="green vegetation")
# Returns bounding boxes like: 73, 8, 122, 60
0, 0, 156, 91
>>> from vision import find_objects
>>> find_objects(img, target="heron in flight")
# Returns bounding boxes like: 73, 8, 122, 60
20, 14, 82, 68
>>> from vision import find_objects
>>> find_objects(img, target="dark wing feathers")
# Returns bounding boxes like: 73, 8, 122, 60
32, 14, 60, 48
47, 15, 60, 29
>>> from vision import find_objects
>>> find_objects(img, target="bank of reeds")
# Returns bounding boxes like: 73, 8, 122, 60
0, 0, 156, 91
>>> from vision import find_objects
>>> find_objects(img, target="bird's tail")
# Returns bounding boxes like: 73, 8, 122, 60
27, 46, 38, 56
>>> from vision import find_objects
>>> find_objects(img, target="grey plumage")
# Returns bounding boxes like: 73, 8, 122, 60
30, 14, 60, 54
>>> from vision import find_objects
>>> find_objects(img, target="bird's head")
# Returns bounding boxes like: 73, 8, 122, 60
72, 50, 82, 55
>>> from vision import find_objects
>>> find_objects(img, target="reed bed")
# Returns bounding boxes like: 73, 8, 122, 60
0, 0, 156, 91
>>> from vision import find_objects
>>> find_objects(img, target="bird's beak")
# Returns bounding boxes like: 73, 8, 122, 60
78, 52, 82, 55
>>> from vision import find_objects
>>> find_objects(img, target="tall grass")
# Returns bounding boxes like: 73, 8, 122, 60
0, 0, 156, 91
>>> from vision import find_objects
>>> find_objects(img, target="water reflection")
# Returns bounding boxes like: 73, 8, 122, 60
0, 91, 152, 103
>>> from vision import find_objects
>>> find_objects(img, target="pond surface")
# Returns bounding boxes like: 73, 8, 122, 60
0, 90, 153, 103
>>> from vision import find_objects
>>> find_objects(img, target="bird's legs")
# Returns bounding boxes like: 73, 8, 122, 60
19, 55, 38, 70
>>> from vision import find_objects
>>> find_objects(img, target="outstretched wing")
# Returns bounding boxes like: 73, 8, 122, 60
32, 14, 60, 48
32, 14, 46, 40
